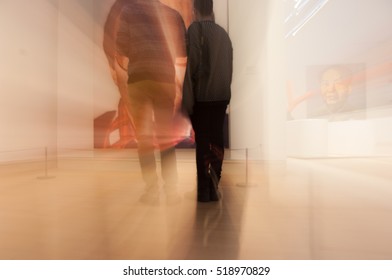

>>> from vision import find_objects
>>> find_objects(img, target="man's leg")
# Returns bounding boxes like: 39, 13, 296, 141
209, 103, 228, 183
208, 103, 228, 201
191, 104, 212, 202
152, 82, 180, 202
126, 82, 159, 202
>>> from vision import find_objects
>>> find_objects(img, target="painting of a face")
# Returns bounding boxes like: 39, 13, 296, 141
320, 67, 351, 106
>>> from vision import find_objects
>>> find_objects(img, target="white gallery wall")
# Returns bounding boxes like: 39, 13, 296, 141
229, 0, 287, 160
285, 0, 392, 157
92, 0, 122, 123
57, 0, 95, 153
0, 0, 58, 162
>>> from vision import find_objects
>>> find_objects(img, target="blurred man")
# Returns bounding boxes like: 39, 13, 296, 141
116, 0, 187, 204
98, 0, 193, 149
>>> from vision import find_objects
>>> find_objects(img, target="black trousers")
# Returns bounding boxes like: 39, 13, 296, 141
191, 101, 228, 196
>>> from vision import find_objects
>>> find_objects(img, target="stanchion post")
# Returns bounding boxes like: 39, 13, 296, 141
44, 147, 48, 177
37, 147, 55, 180
236, 147, 258, 188
244, 148, 248, 186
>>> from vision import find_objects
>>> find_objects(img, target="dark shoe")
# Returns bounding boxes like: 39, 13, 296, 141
209, 178, 221, 201
197, 186, 210, 202
197, 196, 210, 203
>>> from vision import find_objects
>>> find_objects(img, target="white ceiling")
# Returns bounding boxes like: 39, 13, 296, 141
286, 0, 392, 65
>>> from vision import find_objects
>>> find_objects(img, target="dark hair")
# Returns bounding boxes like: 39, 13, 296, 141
194, 0, 213, 17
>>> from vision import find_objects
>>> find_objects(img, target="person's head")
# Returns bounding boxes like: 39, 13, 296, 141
193, 0, 214, 21
319, 66, 352, 111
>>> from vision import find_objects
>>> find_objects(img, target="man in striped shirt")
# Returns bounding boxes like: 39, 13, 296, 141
116, 0, 187, 204
182, 0, 233, 202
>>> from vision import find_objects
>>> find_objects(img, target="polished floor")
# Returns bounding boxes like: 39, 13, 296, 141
1, 149, 392, 260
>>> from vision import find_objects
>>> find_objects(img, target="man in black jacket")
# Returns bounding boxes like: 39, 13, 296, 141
182, 0, 233, 202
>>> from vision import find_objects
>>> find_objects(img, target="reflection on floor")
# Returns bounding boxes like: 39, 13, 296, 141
1, 150, 392, 260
